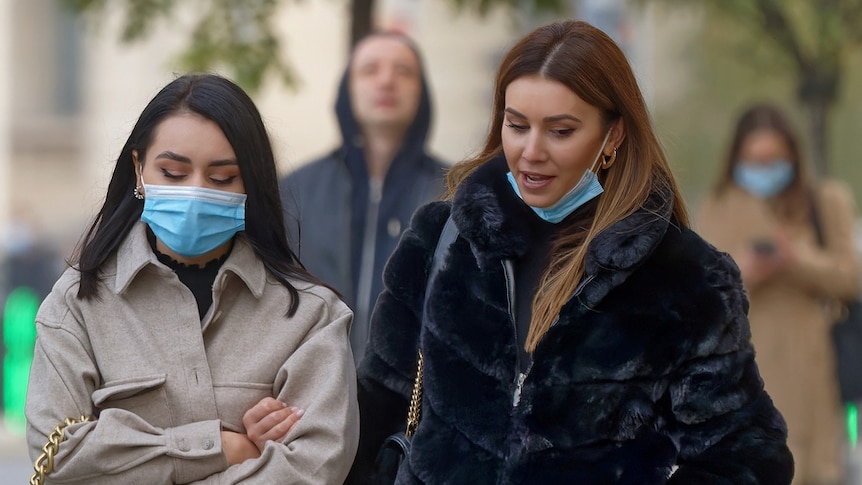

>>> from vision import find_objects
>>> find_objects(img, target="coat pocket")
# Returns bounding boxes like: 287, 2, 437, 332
92, 374, 171, 426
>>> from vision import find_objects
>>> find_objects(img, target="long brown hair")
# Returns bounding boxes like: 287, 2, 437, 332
715, 103, 811, 222
447, 20, 689, 352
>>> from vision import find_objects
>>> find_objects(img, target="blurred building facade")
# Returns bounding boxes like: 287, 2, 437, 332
0, 0, 696, 257
5, 3, 862, 481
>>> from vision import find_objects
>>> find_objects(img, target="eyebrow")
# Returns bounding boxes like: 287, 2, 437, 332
155, 151, 238, 166
504, 107, 581, 123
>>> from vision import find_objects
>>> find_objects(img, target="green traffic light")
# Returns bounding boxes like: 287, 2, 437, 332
3, 286, 39, 433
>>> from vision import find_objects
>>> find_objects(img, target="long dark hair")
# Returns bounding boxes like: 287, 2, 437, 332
73, 73, 325, 315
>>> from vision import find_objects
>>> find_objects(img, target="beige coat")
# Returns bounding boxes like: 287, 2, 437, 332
25, 223, 359, 484
697, 180, 859, 484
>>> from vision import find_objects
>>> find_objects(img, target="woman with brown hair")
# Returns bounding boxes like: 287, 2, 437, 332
698, 103, 858, 485
349, 21, 793, 484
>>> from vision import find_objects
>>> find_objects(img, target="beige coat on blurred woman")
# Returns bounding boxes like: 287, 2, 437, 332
697, 104, 860, 485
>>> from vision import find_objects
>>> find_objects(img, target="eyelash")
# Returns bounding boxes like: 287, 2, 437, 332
211, 176, 237, 186
160, 168, 182, 179
160, 168, 237, 185
505, 123, 574, 138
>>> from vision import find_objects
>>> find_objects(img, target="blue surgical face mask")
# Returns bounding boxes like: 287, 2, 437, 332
507, 128, 611, 224
141, 184, 247, 257
732, 159, 795, 199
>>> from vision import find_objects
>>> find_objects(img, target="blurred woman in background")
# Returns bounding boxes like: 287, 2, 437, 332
698, 103, 859, 485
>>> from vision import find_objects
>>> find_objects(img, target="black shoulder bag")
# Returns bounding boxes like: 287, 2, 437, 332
371, 215, 459, 485
810, 192, 862, 402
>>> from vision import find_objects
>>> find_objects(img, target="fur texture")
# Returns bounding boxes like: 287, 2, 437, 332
353, 157, 794, 484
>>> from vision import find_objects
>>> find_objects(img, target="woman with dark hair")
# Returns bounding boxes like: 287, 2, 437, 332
25, 73, 358, 484
698, 103, 858, 485
348, 21, 793, 484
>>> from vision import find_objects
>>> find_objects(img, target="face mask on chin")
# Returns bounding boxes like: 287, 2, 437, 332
507, 128, 611, 224
140, 184, 247, 258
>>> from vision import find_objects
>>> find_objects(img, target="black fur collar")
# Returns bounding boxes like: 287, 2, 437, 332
450, 156, 674, 296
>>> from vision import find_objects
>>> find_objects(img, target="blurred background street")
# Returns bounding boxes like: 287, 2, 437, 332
0, 426, 32, 482
3, 0, 862, 483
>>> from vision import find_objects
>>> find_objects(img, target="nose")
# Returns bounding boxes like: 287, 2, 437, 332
190, 173, 209, 188
377, 65, 397, 87
522, 131, 547, 163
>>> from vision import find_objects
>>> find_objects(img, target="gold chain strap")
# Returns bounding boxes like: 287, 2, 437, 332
404, 350, 424, 438
30, 416, 93, 485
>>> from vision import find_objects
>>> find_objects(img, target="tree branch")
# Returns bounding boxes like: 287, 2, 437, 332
752, 0, 808, 69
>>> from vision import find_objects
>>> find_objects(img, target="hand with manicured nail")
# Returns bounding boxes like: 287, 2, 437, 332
242, 397, 305, 453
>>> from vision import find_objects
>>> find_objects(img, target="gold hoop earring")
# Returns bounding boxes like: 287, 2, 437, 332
602, 148, 617, 168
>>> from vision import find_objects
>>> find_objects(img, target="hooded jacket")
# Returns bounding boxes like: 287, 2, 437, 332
352, 157, 794, 484
279, 47, 447, 365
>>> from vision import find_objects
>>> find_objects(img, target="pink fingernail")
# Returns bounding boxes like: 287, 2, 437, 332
295, 409, 305, 417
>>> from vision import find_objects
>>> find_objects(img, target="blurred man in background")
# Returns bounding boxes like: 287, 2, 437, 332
280, 32, 447, 366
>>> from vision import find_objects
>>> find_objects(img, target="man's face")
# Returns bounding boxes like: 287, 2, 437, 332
349, 36, 422, 132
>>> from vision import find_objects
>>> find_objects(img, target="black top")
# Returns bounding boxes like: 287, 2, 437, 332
513, 199, 597, 372
147, 229, 229, 321
514, 213, 554, 372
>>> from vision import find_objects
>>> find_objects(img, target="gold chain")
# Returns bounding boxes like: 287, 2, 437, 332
30, 416, 93, 485
405, 350, 424, 438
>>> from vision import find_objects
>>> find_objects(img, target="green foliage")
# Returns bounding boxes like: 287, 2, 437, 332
449, 0, 566, 16
61, 0, 565, 93
639, 0, 862, 76
61, 0, 296, 93
177, 0, 296, 91
642, 0, 862, 177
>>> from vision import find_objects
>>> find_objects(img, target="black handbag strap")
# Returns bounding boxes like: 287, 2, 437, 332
405, 214, 458, 436
429, 215, 458, 286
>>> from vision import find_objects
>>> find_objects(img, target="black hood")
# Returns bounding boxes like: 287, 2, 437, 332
333, 40, 433, 162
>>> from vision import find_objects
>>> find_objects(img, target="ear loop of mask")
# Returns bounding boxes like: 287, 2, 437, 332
550, 126, 613, 203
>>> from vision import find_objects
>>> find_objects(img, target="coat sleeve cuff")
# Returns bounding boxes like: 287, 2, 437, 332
166, 419, 228, 483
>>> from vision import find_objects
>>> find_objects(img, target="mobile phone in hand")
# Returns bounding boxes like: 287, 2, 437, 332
751, 239, 777, 256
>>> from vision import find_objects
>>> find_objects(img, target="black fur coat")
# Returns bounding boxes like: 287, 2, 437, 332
350, 158, 794, 484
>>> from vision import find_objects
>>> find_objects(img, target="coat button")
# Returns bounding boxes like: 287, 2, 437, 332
387, 218, 401, 237
178, 439, 190, 452
203, 439, 214, 450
